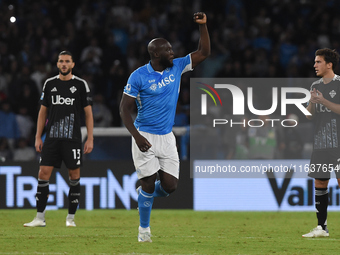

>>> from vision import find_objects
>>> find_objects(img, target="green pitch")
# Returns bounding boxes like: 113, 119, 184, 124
0, 209, 339, 255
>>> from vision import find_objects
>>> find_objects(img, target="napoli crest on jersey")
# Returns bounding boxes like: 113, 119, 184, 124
330, 90, 336, 98
149, 84, 157, 91
70, 86, 77, 93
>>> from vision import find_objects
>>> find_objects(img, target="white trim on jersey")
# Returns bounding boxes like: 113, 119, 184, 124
333, 74, 340, 81
311, 74, 340, 90
74, 75, 91, 92
136, 93, 142, 109
147, 64, 153, 73
42, 75, 59, 91
123, 92, 136, 98
181, 54, 193, 75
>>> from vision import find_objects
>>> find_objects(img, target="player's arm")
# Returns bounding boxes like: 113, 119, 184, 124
120, 94, 152, 152
306, 102, 316, 120
35, 105, 48, 153
83, 105, 94, 154
190, 12, 211, 69
306, 88, 317, 120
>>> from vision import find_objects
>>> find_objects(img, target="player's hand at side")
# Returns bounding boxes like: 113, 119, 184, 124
193, 12, 207, 24
35, 137, 43, 153
135, 134, 152, 153
84, 139, 93, 154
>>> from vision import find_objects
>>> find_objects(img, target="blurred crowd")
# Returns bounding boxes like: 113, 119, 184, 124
1, 0, 340, 160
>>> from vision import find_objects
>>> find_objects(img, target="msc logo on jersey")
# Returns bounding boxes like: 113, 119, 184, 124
52, 95, 75, 105
70, 86, 77, 93
149, 74, 175, 92
330, 90, 336, 98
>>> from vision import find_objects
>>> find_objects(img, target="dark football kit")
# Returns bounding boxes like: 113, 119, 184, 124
309, 75, 340, 179
39, 75, 92, 169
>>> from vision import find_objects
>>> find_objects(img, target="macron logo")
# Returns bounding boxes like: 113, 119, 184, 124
51, 87, 57, 92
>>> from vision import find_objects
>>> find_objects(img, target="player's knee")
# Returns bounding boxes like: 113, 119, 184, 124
162, 182, 177, 194
141, 182, 156, 194
315, 178, 329, 188
38, 167, 53, 180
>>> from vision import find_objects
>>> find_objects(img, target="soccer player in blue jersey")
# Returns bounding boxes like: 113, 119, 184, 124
120, 12, 210, 242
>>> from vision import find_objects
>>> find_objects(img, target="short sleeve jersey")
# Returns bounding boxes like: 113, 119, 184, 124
40, 75, 92, 142
123, 54, 192, 135
310, 74, 340, 151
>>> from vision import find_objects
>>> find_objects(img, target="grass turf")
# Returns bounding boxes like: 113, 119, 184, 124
0, 209, 339, 255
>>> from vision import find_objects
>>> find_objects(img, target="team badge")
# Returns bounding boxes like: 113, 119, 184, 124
329, 90, 336, 98
150, 84, 157, 91
70, 86, 77, 93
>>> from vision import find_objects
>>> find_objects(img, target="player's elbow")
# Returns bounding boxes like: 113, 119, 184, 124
201, 49, 211, 58
119, 104, 125, 119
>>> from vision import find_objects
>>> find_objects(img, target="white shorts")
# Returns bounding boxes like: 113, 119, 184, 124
131, 131, 180, 180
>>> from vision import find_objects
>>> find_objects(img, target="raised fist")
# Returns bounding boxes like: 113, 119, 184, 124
193, 12, 207, 24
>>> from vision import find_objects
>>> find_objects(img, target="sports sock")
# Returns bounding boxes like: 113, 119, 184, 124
138, 189, 154, 228
315, 187, 328, 230
66, 214, 75, 220
152, 180, 169, 197
36, 179, 49, 215
68, 178, 80, 215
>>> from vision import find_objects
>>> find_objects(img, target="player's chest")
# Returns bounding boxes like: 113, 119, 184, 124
317, 83, 340, 103
48, 84, 80, 105
142, 73, 177, 96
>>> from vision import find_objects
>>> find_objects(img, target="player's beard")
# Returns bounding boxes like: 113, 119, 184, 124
160, 57, 173, 68
59, 68, 72, 76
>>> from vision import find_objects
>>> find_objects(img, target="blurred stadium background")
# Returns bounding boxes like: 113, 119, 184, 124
1, 0, 340, 212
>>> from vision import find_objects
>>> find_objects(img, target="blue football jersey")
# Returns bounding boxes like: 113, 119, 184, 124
123, 54, 192, 135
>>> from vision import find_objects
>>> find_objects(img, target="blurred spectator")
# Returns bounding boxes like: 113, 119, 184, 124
12, 138, 36, 161
16, 106, 35, 140
174, 102, 189, 127
248, 115, 284, 159
0, 100, 21, 148
92, 94, 113, 127
234, 116, 249, 159
0, 137, 12, 161
0, 65, 8, 101
283, 113, 304, 159
30, 61, 48, 94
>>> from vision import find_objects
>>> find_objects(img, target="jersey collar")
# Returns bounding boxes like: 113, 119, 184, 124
57, 74, 75, 79
321, 74, 339, 82
146, 62, 165, 75
146, 62, 155, 73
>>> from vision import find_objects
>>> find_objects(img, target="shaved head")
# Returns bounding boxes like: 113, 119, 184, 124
148, 38, 170, 59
